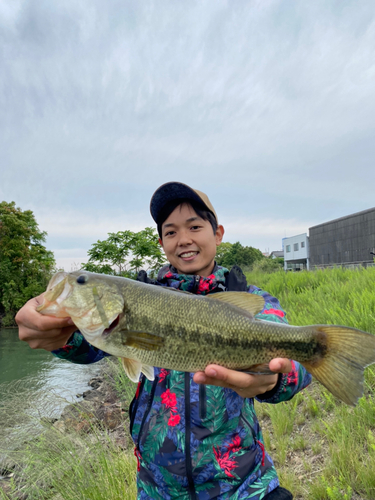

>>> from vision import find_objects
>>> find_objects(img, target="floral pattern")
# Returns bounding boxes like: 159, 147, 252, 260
161, 389, 181, 427
52, 265, 312, 500
213, 446, 238, 478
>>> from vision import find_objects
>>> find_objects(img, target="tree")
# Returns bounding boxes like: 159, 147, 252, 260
216, 241, 264, 268
82, 227, 166, 278
215, 242, 233, 265
0, 201, 56, 326
251, 256, 284, 273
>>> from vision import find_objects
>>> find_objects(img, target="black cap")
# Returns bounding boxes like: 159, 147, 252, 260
150, 181, 218, 224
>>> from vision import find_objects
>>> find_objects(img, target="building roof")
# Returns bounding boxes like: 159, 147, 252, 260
309, 207, 375, 230
270, 250, 284, 258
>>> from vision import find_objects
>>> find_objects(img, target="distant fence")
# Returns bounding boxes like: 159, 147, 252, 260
284, 260, 375, 272
311, 261, 375, 271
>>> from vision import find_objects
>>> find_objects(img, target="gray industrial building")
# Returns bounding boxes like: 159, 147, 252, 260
309, 207, 375, 268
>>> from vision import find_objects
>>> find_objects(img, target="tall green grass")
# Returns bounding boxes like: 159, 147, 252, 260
247, 266, 375, 333
0, 362, 138, 500
248, 267, 375, 499
1, 267, 374, 499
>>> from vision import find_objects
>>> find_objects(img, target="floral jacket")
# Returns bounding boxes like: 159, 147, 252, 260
53, 265, 311, 500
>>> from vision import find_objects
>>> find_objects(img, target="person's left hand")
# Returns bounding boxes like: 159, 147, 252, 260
193, 358, 293, 399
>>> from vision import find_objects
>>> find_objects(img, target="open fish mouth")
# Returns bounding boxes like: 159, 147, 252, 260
103, 315, 120, 336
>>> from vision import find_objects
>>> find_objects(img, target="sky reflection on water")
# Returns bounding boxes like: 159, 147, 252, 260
0, 328, 104, 411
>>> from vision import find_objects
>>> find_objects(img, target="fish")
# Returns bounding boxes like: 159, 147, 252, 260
36, 270, 375, 406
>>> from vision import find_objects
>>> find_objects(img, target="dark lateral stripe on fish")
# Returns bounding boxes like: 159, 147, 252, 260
180, 333, 325, 359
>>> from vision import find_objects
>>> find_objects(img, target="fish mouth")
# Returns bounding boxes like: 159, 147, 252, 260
37, 275, 73, 315
102, 315, 121, 336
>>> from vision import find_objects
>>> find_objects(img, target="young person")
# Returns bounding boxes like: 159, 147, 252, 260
16, 182, 311, 500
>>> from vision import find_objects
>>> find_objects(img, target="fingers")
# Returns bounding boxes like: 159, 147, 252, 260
194, 365, 255, 390
16, 296, 74, 332
16, 295, 77, 351
193, 365, 279, 399
193, 358, 294, 399
25, 325, 77, 351
269, 358, 293, 373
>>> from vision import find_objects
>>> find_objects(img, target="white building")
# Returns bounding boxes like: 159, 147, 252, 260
282, 233, 309, 271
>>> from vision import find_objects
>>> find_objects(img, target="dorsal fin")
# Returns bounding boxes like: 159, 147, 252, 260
207, 292, 264, 316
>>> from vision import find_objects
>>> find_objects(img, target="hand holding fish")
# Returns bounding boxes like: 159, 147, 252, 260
34, 271, 375, 406
193, 359, 292, 398
16, 294, 76, 351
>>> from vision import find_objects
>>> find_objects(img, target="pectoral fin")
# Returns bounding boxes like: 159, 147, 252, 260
121, 358, 142, 382
121, 357, 155, 382
122, 331, 164, 351
207, 292, 265, 316
141, 364, 155, 381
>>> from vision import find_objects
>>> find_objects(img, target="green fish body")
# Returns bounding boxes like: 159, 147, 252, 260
37, 271, 375, 406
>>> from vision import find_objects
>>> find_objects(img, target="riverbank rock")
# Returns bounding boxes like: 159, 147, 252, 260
2, 363, 133, 499
54, 375, 127, 439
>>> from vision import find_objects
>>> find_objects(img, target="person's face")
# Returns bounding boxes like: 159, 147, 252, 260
159, 203, 224, 277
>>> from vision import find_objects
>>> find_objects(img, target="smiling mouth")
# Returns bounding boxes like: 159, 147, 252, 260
179, 251, 198, 259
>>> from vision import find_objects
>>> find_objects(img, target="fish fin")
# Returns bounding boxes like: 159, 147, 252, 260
121, 358, 143, 383
123, 331, 164, 351
207, 292, 264, 316
302, 326, 375, 406
141, 364, 155, 381
241, 363, 274, 376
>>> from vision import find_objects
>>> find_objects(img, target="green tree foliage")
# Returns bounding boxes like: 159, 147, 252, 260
251, 256, 284, 273
216, 241, 264, 269
82, 227, 166, 279
0, 201, 56, 326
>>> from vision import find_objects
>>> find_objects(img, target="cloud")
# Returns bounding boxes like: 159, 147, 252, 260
1, 0, 375, 264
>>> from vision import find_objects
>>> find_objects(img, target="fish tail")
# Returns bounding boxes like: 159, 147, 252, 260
302, 326, 375, 406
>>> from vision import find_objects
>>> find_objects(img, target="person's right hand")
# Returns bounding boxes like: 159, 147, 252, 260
16, 294, 77, 351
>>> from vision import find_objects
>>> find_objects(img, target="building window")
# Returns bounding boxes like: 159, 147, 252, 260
286, 245, 291, 252
301, 241, 305, 248
294, 243, 299, 251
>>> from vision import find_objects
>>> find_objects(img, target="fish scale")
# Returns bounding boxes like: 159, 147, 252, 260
37, 270, 375, 406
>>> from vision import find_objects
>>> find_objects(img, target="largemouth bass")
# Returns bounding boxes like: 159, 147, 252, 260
37, 271, 375, 406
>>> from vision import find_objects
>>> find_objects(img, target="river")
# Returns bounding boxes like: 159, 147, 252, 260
0, 328, 107, 475
0, 328, 104, 413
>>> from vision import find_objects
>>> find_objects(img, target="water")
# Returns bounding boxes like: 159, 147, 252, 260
0, 328, 104, 410
0, 328, 107, 473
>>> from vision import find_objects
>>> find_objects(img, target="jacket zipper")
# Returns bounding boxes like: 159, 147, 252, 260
241, 403, 265, 467
192, 275, 200, 292
185, 372, 197, 500
199, 384, 207, 420
129, 376, 146, 436
137, 376, 159, 447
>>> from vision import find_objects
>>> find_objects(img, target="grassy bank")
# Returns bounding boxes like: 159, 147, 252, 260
1, 267, 374, 499
247, 267, 375, 499
0, 362, 138, 500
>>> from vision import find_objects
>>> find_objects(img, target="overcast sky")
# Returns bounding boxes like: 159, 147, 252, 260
1, 0, 375, 270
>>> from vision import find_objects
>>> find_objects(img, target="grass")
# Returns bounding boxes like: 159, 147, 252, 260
0, 362, 138, 500
249, 267, 375, 500
1, 267, 375, 499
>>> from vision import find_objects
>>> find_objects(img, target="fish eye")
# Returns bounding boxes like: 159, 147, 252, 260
76, 274, 89, 285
